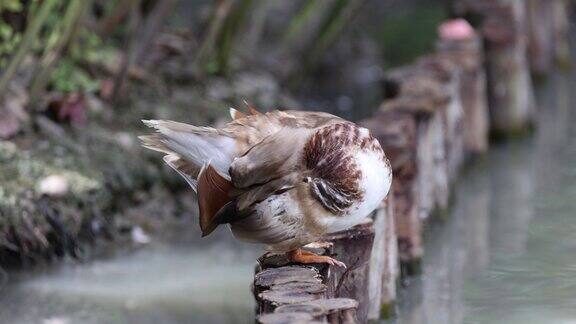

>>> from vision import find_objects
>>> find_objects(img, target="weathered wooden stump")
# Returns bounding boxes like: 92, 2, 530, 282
436, 32, 489, 156
368, 197, 398, 319
322, 221, 374, 322
526, 0, 572, 76
551, 0, 571, 68
362, 108, 422, 273
257, 298, 358, 324
453, 0, 536, 137
254, 266, 326, 314
363, 47, 469, 276
526, 0, 556, 76
383, 56, 465, 213
416, 55, 464, 183
255, 222, 375, 323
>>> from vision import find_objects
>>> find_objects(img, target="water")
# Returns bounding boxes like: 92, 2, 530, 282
1, 72, 575, 323
396, 71, 576, 324
0, 228, 262, 324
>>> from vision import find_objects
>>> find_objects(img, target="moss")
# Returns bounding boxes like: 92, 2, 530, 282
489, 122, 535, 142
0, 121, 169, 264
555, 54, 572, 72
379, 301, 397, 320
400, 257, 422, 277
0, 139, 101, 260
0, 77, 236, 264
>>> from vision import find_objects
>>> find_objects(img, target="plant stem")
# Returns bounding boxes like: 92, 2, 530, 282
29, 0, 90, 107
193, 0, 234, 78
282, 0, 323, 43
216, 0, 253, 76
0, 0, 59, 100
306, 0, 366, 68
133, 0, 177, 64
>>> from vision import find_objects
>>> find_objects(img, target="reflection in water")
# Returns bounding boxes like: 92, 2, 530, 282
1, 75, 575, 323
397, 71, 576, 324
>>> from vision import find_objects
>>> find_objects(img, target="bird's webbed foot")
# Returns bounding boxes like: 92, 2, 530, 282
287, 248, 346, 268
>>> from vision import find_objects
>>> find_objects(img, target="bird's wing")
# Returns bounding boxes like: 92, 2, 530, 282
222, 110, 342, 153
229, 126, 313, 210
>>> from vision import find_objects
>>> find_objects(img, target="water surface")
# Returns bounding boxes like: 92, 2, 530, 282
0, 228, 262, 324
396, 71, 576, 324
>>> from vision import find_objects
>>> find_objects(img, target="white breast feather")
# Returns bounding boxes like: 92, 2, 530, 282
323, 149, 391, 233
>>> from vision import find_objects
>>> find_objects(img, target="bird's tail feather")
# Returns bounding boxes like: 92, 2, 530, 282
139, 119, 236, 181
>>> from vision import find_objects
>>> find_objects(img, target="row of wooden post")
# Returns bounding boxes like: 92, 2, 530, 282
253, 1, 571, 322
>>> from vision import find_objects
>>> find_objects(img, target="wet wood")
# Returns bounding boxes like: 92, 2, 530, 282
254, 266, 325, 314
452, 0, 535, 137
436, 33, 489, 155
367, 197, 398, 319
376, 57, 460, 266
363, 109, 423, 272
526, 0, 556, 76
323, 221, 374, 322
258, 298, 358, 324
255, 222, 374, 323
551, 0, 571, 67
526, 0, 571, 76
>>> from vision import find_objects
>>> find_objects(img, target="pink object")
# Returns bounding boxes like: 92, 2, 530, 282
438, 18, 475, 41
59, 93, 87, 126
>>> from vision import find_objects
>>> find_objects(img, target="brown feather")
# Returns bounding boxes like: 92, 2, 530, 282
229, 127, 312, 189
197, 163, 233, 236
244, 100, 262, 115
230, 108, 246, 120
303, 122, 363, 213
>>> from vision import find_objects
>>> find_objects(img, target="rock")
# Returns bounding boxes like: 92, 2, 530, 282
0, 114, 20, 139
42, 317, 70, 324
38, 175, 69, 197
0, 82, 30, 139
131, 226, 152, 244
116, 132, 136, 150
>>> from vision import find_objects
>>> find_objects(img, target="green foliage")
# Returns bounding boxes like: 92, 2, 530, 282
0, 0, 24, 12
51, 57, 100, 93
69, 27, 103, 63
0, 0, 24, 68
50, 26, 103, 94
0, 0, 102, 95
375, 4, 446, 68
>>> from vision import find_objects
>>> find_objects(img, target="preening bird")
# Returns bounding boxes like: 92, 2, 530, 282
140, 106, 392, 267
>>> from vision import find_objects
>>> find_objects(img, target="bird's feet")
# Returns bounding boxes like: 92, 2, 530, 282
287, 248, 346, 268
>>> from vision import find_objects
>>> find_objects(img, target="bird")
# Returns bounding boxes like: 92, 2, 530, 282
139, 105, 392, 267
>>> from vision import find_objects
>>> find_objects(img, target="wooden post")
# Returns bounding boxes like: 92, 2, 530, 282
322, 221, 375, 322
525, 0, 571, 75
436, 33, 489, 156
552, 0, 571, 68
253, 264, 360, 322
526, 0, 556, 76
365, 50, 467, 274
363, 108, 423, 275
382, 196, 398, 312
383, 60, 456, 218
416, 56, 464, 183
257, 298, 359, 323
452, 0, 536, 137
255, 222, 375, 323
367, 197, 398, 319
